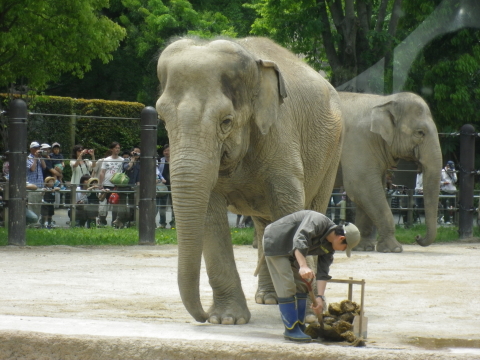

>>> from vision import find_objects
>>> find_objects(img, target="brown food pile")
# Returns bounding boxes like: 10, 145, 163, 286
305, 299, 365, 346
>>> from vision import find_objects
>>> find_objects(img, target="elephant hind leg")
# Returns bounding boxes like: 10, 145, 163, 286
352, 206, 377, 252
253, 217, 278, 305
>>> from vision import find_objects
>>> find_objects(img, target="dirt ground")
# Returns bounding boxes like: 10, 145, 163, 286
1, 241, 480, 360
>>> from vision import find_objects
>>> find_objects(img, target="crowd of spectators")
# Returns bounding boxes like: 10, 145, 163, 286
0, 142, 460, 229
0, 141, 173, 229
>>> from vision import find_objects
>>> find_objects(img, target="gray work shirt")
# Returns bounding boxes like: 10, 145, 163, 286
263, 210, 337, 280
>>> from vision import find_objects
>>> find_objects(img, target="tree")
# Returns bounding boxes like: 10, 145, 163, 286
248, 0, 405, 87
0, 0, 126, 89
189, 0, 257, 37
400, 0, 480, 158
44, 0, 237, 105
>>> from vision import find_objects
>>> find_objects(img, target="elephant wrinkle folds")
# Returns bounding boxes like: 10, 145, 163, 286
156, 37, 343, 324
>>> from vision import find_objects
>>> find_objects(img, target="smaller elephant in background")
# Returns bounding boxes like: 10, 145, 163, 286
337, 92, 442, 253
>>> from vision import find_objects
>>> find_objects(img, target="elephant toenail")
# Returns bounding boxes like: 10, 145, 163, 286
236, 318, 247, 325
209, 316, 220, 324
221, 317, 234, 325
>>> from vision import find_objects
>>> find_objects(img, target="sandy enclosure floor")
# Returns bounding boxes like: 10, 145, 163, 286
0, 242, 480, 359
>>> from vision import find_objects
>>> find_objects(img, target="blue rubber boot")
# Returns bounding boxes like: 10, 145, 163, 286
278, 296, 312, 343
296, 293, 308, 332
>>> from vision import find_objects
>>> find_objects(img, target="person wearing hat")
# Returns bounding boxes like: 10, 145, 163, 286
40, 176, 60, 229
49, 142, 66, 188
262, 210, 361, 343
27, 141, 47, 187
27, 141, 47, 221
39, 143, 54, 180
85, 177, 109, 228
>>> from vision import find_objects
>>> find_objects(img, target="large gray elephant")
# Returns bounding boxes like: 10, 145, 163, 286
155, 37, 343, 325
337, 92, 442, 252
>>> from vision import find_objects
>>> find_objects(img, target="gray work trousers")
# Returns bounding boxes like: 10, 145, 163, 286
265, 255, 308, 298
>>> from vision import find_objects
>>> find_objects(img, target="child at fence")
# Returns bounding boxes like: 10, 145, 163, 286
74, 174, 91, 227
41, 177, 60, 229
50, 142, 66, 189
85, 177, 108, 228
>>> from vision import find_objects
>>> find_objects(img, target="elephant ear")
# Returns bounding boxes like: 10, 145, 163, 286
253, 60, 287, 135
370, 101, 398, 146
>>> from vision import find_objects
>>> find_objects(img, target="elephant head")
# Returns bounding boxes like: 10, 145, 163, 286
155, 39, 287, 322
370, 92, 442, 247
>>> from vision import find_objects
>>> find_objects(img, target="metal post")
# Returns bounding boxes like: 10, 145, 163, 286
8, 99, 28, 245
458, 124, 475, 238
138, 106, 157, 245
70, 186, 76, 227
407, 189, 414, 227
135, 186, 140, 225
70, 113, 76, 150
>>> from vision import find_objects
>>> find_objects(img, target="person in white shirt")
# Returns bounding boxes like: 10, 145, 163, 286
440, 160, 457, 224
99, 142, 124, 227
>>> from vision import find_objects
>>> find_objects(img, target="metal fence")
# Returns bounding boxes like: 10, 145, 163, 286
1, 100, 479, 244
2, 99, 159, 245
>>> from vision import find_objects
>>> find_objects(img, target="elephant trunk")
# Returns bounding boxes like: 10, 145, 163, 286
170, 152, 218, 323
416, 152, 442, 247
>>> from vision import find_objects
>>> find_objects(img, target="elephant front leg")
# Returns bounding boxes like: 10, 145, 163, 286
375, 210, 403, 253
203, 193, 251, 324
352, 206, 377, 252
252, 217, 278, 305
359, 196, 403, 253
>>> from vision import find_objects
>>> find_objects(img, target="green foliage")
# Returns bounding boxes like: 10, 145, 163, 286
44, 0, 237, 105
230, 227, 255, 245
0, 227, 177, 246
400, 0, 480, 157
247, 0, 328, 70
1, 225, 475, 247
0, 0, 126, 89
247, 0, 404, 86
190, 0, 257, 37
394, 224, 478, 244
0, 94, 147, 180
73, 98, 145, 158
0, 227, 255, 246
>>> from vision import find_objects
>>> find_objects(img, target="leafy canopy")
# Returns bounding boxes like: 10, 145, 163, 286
0, 0, 126, 88
43, 0, 237, 105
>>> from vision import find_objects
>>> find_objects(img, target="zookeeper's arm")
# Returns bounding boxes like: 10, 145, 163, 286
311, 280, 327, 316
294, 249, 314, 279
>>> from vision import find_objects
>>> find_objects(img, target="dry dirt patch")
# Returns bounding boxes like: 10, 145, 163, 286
0, 243, 479, 359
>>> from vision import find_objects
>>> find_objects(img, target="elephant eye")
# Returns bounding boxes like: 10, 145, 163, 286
415, 129, 425, 138
220, 116, 233, 132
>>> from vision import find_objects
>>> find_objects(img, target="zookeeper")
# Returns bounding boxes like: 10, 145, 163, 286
263, 210, 361, 343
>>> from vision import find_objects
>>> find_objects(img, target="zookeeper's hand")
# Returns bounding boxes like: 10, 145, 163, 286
311, 299, 324, 316
298, 265, 314, 280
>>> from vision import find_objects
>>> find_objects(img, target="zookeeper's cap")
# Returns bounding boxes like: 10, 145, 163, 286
30, 141, 40, 148
344, 223, 361, 257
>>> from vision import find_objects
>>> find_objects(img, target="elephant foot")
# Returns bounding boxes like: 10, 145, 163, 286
353, 239, 376, 252
376, 239, 403, 253
207, 301, 251, 325
255, 289, 278, 304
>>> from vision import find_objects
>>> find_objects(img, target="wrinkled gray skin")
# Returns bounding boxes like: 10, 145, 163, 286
337, 92, 442, 253
156, 37, 343, 325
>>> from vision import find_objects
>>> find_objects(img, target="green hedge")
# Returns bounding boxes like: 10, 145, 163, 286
0, 94, 169, 181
